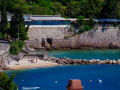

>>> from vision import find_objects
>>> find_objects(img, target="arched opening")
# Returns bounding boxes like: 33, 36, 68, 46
47, 38, 52, 46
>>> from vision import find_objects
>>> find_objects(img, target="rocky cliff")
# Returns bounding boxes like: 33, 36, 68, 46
26, 27, 69, 50
52, 27, 120, 49
26, 26, 120, 50
0, 52, 11, 71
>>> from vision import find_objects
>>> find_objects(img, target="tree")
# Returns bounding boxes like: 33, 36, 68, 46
30, 4, 52, 15
65, 1, 81, 18
50, 2, 65, 15
19, 14, 29, 40
10, 40, 26, 55
0, 72, 17, 90
77, 15, 86, 33
81, 0, 102, 18
100, 0, 118, 19
0, 0, 9, 39
76, 15, 95, 34
7, 0, 25, 14
9, 15, 18, 40
10, 12, 29, 41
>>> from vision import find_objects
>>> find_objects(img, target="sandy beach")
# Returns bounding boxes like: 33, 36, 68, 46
7, 57, 59, 70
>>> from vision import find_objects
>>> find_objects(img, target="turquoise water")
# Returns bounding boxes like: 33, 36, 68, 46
47, 49, 120, 60
7, 49, 120, 90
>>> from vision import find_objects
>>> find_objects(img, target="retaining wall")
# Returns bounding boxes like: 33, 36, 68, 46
27, 26, 120, 49
52, 27, 120, 49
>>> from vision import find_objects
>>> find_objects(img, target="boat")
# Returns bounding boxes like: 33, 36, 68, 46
22, 87, 40, 90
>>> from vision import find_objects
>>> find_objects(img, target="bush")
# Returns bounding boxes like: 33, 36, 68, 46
0, 72, 17, 90
113, 22, 118, 27
0, 32, 2, 39
64, 36, 70, 39
10, 40, 26, 55
77, 15, 94, 34
16, 40, 26, 52
10, 45, 19, 55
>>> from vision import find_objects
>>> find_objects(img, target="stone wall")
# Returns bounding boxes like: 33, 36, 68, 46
27, 26, 120, 49
26, 27, 69, 49
52, 27, 120, 49
52, 39, 72, 49
28, 27, 69, 40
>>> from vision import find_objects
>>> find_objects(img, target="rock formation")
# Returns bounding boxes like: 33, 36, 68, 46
52, 27, 120, 49
43, 56, 120, 65
26, 26, 120, 50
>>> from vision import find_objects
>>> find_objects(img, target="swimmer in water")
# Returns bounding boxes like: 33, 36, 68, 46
98, 79, 102, 84
55, 81, 58, 83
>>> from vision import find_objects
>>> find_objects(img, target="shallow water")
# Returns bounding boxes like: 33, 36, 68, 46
7, 49, 120, 90
47, 49, 120, 60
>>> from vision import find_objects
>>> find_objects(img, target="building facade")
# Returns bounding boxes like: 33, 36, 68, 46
0, 13, 71, 28
24, 15, 70, 28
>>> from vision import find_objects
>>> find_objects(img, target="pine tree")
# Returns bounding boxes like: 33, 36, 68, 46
0, 0, 8, 39
19, 14, 29, 40
10, 15, 18, 40
10, 13, 29, 41
0, 72, 17, 90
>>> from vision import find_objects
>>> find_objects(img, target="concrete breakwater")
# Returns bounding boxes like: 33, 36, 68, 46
44, 56, 120, 65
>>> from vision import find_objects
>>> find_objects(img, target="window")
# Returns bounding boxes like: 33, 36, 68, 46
61, 21, 70, 25
33, 21, 42, 25
52, 21, 60, 25
25, 21, 33, 25
25, 20, 70, 25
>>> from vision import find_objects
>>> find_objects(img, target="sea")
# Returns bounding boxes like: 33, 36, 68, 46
7, 49, 120, 90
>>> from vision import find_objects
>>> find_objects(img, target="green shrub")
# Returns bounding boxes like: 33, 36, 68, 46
113, 22, 118, 27
84, 24, 91, 31
64, 36, 70, 39
0, 72, 17, 90
0, 32, 2, 39
10, 40, 26, 55
16, 40, 26, 52
77, 15, 94, 34
10, 45, 19, 55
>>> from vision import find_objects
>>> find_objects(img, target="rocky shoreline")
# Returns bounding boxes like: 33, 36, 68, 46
0, 60, 11, 71
44, 56, 120, 65
1, 55, 120, 71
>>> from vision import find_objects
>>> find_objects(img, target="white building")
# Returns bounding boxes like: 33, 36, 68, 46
0, 12, 71, 28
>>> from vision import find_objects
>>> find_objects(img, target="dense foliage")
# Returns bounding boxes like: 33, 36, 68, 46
0, 0, 9, 39
0, 72, 17, 90
10, 13, 29, 40
76, 16, 95, 33
64, 15, 95, 39
10, 40, 26, 55
0, 0, 119, 19
0, 0, 29, 40
0, 0, 120, 40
